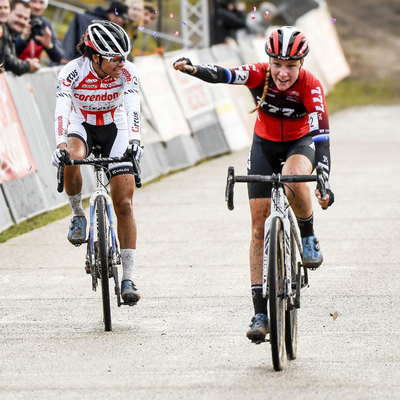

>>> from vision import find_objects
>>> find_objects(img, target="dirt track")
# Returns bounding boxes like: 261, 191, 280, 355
1, 106, 400, 399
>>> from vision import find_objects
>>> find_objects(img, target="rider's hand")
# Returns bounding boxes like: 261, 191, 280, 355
51, 148, 71, 167
172, 57, 196, 74
315, 188, 334, 210
124, 140, 144, 162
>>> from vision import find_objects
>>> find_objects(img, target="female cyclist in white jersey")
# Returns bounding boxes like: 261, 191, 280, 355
51, 20, 142, 304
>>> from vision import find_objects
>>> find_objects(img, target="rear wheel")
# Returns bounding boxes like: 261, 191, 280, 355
97, 196, 112, 332
285, 231, 299, 360
268, 217, 286, 371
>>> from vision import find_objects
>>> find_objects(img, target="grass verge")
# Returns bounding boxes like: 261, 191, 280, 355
326, 77, 400, 114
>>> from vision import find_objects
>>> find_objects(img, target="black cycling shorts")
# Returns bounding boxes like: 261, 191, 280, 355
247, 133, 315, 199
68, 122, 134, 178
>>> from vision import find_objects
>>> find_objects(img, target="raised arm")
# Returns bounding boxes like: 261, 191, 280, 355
173, 57, 233, 84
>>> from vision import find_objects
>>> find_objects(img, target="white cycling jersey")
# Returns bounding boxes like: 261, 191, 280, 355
54, 56, 141, 147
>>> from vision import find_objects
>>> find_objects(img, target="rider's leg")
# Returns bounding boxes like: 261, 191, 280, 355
249, 198, 270, 288
246, 135, 277, 341
65, 137, 87, 244
110, 173, 140, 303
110, 173, 136, 250
282, 154, 323, 267
64, 137, 86, 198
247, 198, 271, 341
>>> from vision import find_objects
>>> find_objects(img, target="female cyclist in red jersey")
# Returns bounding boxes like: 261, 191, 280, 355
173, 26, 334, 342
51, 21, 143, 305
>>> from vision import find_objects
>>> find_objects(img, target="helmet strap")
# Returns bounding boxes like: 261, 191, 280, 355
98, 54, 105, 74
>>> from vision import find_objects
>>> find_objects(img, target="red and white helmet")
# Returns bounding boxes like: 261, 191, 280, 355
84, 20, 131, 58
265, 26, 309, 60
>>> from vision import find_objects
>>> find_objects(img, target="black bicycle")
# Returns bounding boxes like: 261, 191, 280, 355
225, 165, 327, 370
57, 146, 142, 331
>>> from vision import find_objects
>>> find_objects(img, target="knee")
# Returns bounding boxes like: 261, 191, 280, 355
114, 197, 133, 216
251, 224, 264, 244
67, 143, 86, 160
291, 182, 311, 198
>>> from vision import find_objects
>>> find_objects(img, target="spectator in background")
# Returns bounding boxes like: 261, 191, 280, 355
61, 1, 128, 61
91, 1, 128, 26
124, 0, 144, 54
0, 0, 11, 71
142, 1, 157, 27
3, 0, 40, 74
130, 1, 158, 57
16, 0, 64, 65
246, 2, 277, 36
211, 0, 247, 45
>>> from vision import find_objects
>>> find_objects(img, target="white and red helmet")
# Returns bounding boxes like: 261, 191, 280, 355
265, 26, 309, 60
84, 20, 131, 58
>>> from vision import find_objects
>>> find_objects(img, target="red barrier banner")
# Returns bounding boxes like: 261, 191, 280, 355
0, 74, 36, 184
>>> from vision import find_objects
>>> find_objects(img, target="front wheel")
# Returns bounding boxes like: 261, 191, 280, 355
97, 196, 112, 332
268, 217, 286, 371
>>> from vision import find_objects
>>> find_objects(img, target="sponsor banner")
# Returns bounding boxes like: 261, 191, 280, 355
0, 74, 36, 184
196, 47, 250, 150
134, 54, 191, 142
210, 42, 256, 137
140, 94, 164, 145
163, 49, 214, 120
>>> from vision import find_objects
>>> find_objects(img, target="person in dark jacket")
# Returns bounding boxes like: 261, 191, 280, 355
61, 1, 128, 61
211, 0, 247, 45
3, 0, 40, 75
15, 0, 64, 65
0, 0, 11, 71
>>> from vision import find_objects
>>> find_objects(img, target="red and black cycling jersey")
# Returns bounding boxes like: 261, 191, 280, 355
184, 60, 331, 178
230, 62, 329, 142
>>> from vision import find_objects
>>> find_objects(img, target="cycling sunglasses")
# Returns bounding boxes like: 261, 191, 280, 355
103, 55, 126, 63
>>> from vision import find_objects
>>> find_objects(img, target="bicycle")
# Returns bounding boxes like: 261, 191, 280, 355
225, 164, 327, 371
56, 145, 142, 332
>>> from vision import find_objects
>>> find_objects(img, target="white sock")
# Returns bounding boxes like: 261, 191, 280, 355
121, 248, 136, 281
68, 193, 85, 216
